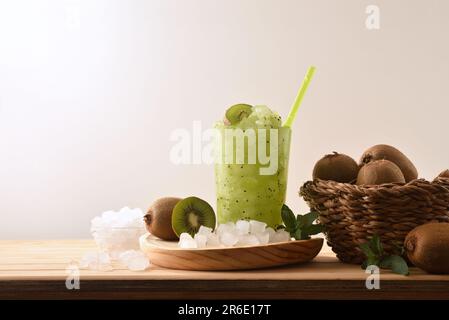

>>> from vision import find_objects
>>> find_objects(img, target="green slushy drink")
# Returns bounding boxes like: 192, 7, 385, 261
214, 105, 291, 227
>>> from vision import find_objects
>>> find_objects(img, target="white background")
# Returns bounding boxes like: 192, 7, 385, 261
1, 0, 449, 239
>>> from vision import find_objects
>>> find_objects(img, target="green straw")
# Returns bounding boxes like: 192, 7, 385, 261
283, 66, 316, 128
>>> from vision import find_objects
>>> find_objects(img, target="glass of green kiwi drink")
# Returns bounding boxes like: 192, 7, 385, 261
214, 67, 315, 228
214, 104, 292, 228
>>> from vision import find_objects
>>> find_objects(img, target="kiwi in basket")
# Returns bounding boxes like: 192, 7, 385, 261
356, 159, 405, 185
359, 144, 418, 182
312, 152, 359, 183
404, 223, 449, 274
438, 169, 449, 179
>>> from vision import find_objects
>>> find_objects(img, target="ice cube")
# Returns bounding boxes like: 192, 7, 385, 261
220, 232, 238, 247
255, 231, 270, 245
179, 232, 193, 241
235, 220, 250, 235
265, 227, 276, 242
249, 220, 267, 234
197, 225, 213, 236
118, 250, 140, 263
178, 233, 198, 249
119, 206, 131, 214
79, 251, 113, 271
216, 222, 236, 235
79, 251, 97, 269
127, 255, 150, 271
271, 230, 291, 243
119, 250, 150, 271
237, 234, 260, 247
206, 233, 221, 248
194, 234, 208, 248
179, 239, 198, 249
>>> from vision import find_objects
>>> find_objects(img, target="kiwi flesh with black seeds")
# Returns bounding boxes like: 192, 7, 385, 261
225, 104, 253, 125
356, 159, 405, 185
172, 197, 216, 237
404, 223, 449, 274
360, 144, 418, 182
144, 197, 182, 241
312, 152, 359, 183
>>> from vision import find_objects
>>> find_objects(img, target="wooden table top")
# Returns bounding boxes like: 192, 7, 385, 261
1, 239, 448, 299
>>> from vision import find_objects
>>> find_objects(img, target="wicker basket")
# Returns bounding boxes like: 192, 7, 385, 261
299, 177, 449, 264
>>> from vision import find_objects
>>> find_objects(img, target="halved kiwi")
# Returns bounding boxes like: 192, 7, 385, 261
172, 197, 216, 237
225, 104, 253, 125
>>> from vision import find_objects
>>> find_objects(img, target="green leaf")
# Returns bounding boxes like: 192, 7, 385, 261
296, 214, 304, 227
366, 256, 380, 267
294, 228, 303, 240
359, 242, 375, 257
380, 255, 409, 276
371, 235, 383, 256
304, 224, 323, 236
281, 204, 297, 230
361, 256, 380, 269
302, 211, 319, 228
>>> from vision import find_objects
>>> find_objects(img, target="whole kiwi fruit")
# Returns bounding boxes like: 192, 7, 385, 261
356, 159, 405, 185
144, 197, 182, 241
438, 169, 449, 179
360, 144, 418, 182
404, 223, 449, 274
312, 152, 359, 183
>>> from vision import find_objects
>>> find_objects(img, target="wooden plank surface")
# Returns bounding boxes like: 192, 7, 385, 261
0, 240, 449, 299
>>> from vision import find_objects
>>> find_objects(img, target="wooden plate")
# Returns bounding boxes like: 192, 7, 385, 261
139, 233, 323, 271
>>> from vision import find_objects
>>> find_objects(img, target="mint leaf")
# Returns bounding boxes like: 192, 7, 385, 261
360, 235, 409, 276
304, 224, 323, 236
360, 242, 374, 257
371, 234, 383, 256
302, 211, 319, 228
296, 214, 304, 227
380, 255, 409, 275
281, 205, 323, 240
366, 256, 380, 267
294, 229, 302, 240
281, 204, 297, 230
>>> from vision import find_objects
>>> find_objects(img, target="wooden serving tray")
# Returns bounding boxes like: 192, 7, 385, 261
139, 233, 323, 271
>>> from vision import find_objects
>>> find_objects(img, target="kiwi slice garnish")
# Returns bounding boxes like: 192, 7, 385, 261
172, 197, 216, 237
225, 104, 253, 125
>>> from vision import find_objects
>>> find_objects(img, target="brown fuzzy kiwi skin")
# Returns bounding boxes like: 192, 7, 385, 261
438, 169, 449, 179
312, 152, 359, 183
144, 197, 182, 241
356, 159, 405, 185
360, 144, 418, 182
404, 223, 449, 274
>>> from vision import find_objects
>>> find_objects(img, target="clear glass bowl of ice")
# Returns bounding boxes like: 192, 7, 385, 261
91, 226, 145, 259
90, 207, 146, 259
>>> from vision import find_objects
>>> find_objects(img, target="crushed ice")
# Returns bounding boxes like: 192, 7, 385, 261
178, 220, 291, 248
